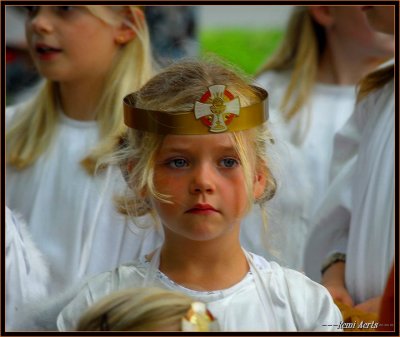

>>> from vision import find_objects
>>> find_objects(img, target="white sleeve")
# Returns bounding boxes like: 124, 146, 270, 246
283, 269, 343, 331
6, 207, 50, 330
303, 156, 356, 283
302, 97, 366, 282
329, 98, 365, 181
57, 272, 115, 331
56, 284, 95, 331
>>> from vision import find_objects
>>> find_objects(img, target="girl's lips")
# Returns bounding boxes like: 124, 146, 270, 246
186, 204, 218, 214
35, 43, 62, 60
35, 43, 62, 53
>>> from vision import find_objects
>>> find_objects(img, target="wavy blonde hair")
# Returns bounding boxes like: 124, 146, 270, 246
76, 287, 193, 331
102, 59, 276, 230
256, 6, 325, 121
6, 6, 154, 174
357, 64, 394, 102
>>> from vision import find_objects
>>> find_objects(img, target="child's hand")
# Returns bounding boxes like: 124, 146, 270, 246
324, 284, 354, 307
354, 296, 381, 314
321, 262, 354, 307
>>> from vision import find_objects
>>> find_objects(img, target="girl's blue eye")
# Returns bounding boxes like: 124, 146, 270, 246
220, 158, 239, 168
168, 158, 188, 168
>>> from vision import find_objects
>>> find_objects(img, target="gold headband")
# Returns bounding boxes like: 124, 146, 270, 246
123, 84, 269, 135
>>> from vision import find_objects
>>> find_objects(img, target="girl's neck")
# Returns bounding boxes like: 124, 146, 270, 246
158, 234, 248, 291
318, 42, 384, 86
59, 78, 105, 121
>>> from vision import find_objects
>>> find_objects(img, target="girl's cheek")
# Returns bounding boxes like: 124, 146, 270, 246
154, 174, 178, 192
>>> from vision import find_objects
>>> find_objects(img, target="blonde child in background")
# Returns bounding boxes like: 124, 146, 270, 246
5, 6, 163, 299
57, 59, 342, 331
77, 287, 218, 332
304, 5, 394, 317
241, 5, 394, 269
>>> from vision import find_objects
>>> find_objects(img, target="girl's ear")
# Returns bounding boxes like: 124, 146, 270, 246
308, 6, 334, 28
121, 159, 148, 197
253, 163, 268, 200
114, 7, 143, 45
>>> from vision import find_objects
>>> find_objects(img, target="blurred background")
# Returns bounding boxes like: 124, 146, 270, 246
199, 5, 291, 74
5, 5, 293, 104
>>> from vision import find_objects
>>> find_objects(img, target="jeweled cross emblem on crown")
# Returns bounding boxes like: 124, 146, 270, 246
194, 85, 240, 133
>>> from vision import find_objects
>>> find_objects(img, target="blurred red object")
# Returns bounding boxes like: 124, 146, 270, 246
378, 264, 395, 331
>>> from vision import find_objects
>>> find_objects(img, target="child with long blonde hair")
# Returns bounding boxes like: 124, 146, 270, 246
241, 6, 394, 270
6, 5, 162, 296
57, 59, 341, 331
305, 5, 395, 317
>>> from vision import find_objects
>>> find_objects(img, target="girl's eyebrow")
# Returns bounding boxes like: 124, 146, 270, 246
161, 144, 237, 153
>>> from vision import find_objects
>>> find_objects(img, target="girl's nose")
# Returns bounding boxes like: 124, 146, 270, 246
29, 9, 54, 34
189, 163, 216, 195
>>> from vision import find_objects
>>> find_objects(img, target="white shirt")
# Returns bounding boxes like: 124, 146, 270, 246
6, 206, 50, 331
6, 105, 163, 295
304, 78, 395, 304
57, 252, 342, 332
241, 70, 356, 270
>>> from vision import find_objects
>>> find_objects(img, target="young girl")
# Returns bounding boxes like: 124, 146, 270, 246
304, 5, 394, 317
5, 6, 162, 296
241, 5, 394, 270
57, 60, 342, 331
77, 287, 219, 331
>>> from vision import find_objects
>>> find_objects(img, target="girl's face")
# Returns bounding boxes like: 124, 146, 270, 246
362, 6, 395, 35
25, 6, 120, 83
151, 133, 265, 243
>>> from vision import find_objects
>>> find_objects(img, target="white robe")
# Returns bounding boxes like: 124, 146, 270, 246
57, 252, 342, 332
304, 78, 395, 304
6, 104, 163, 295
241, 70, 356, 270
6, 206, 50, 331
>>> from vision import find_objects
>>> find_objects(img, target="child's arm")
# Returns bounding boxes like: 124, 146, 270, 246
321, 261, 354, 307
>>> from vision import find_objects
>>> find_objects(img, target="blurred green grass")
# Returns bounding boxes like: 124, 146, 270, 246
200, 28, 283, 76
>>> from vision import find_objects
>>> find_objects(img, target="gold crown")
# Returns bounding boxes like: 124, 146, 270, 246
123, 85, 269, 135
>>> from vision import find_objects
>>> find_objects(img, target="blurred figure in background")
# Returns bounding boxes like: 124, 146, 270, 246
304, 4, 394, 318
241, 5, 394, 270
6, 5, 162, 304
145, 6, 199, 66
6, 6, 41, 104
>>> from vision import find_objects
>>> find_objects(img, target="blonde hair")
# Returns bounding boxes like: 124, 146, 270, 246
357, 64, 394, 102
257, 6, 325, 121
6, 6, 154, 174
76, 287, 193, 331
104, 59, 276, 227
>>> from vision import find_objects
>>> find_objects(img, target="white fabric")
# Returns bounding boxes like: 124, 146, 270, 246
6, 206, 50, 330
304, 78, 395, 304
57, 250, 342, 332
6, 104, 163, 295
241, 71, 356, 270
